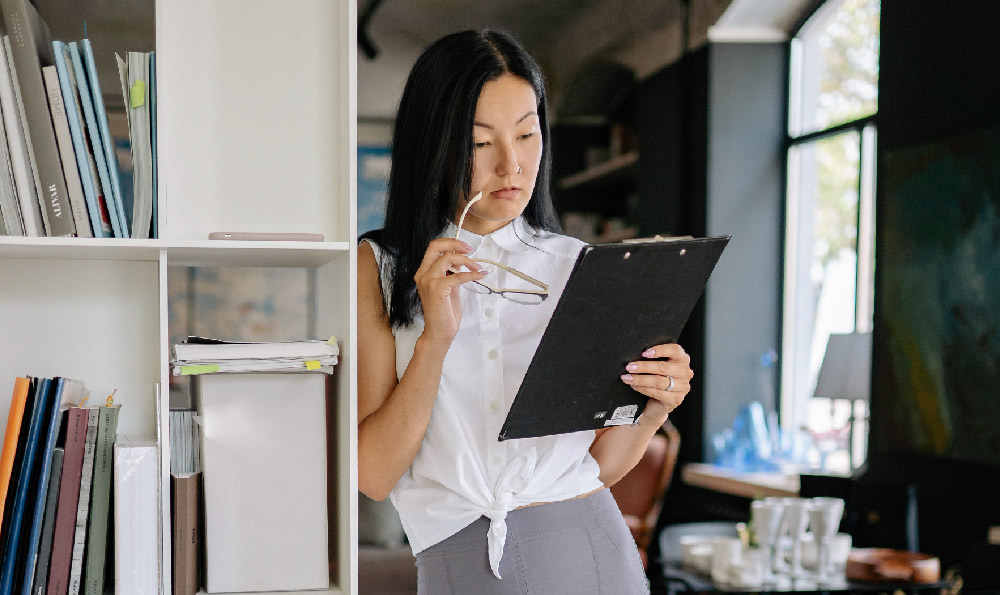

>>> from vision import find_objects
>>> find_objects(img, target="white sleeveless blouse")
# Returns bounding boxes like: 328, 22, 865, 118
365, 217, 604, 578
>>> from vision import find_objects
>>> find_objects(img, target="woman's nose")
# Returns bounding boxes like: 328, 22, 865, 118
495, 142, 519, 176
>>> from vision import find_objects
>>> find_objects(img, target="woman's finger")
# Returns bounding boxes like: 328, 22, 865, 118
620, 372, 691, 394
417, 252, 484, 282
640, 343, 691, 364
417, 238, 473, 273
421, 269, 487, 298
623, 359, 694, 382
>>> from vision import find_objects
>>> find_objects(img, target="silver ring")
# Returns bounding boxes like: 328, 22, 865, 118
666, 375, 675, 392
516, 166, 523, 174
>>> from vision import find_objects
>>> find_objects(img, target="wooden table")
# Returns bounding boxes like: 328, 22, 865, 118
680, 463, 800, 500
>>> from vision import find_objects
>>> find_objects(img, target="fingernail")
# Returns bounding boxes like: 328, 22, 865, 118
621, 374, 633, 382
461, 241, 472, 251
626, 364, 638, 372
642, 349, 656, 358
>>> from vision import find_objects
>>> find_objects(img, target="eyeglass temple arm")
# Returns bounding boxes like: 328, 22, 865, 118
454, 191, 484, 243
471, 258, 548, 290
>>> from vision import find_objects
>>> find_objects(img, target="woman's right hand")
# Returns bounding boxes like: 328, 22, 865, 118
413, 238, 487, 347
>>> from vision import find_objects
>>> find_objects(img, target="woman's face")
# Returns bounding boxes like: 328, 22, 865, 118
456, 73, 543, 235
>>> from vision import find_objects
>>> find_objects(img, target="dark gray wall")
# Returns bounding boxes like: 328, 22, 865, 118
703, 42, 786, 459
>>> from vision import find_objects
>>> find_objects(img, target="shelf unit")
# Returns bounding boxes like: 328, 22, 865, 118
557, 150, 638, 191
0, 1, 358, 593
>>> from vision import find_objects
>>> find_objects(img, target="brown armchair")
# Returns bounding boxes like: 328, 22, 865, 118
610, 418, 681, 568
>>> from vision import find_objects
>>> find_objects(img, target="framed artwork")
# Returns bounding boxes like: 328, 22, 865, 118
872, 127, 1000, 466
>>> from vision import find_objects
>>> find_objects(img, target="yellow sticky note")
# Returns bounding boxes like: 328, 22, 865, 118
325, 335, 338, 347
130, 79, 146, 108
305, 360, 321, 370
180, 364, 220, 375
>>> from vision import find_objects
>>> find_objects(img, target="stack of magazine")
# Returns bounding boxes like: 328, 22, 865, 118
0, 0, 157, 238
170, 336, 340, 376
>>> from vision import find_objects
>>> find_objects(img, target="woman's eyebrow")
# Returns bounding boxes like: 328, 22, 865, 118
474, 111, 538, 130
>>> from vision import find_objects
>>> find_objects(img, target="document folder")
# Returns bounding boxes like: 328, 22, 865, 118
498, 235, 730, 441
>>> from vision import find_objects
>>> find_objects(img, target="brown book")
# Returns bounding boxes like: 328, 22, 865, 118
45, 407, 89, 595
171, 472, 201, 595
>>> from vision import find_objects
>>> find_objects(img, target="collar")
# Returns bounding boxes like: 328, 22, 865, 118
442, 217, 539, 255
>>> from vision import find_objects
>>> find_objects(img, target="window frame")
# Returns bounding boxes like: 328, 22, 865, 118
779, 0, 879, 471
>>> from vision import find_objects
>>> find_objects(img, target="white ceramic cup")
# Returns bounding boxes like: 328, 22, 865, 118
711, 536, 743, 583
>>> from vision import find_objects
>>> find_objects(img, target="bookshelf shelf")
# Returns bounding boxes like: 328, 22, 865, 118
557, 150, 638, 191
0, 237, 351, 267
0, 1, 358, 593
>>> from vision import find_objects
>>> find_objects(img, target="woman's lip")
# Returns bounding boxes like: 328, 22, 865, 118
490, 187, 520, 199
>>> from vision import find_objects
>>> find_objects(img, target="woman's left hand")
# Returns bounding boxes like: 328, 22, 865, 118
620, 343, 693, 421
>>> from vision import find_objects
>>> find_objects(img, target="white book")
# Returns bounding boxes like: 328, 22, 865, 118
0, 78, 22, 236
172, 337, 339, 362
114, 439, 159, 595
196, 373, 329, 593
116, 51, 154, 239
68, 408, 100, 595
42, 65, 92, 237
0, 36, 43, 236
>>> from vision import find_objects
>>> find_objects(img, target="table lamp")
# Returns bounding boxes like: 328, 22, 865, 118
813, 332, 872, 469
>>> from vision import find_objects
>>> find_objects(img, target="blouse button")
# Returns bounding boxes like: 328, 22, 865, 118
490, 401, 501, 414
493, 456, 502, 466
488, 349, 498, 360
485, 307, 494, 318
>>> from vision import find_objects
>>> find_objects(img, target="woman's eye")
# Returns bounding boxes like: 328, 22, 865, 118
474, 141, 490, 149
518, 132, 536, 141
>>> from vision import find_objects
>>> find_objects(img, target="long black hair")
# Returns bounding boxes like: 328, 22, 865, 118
362, 29, 562, 329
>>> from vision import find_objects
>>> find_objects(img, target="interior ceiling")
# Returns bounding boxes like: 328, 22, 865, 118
359, 0, 811, 119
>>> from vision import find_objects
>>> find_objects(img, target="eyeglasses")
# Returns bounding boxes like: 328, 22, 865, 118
454, 191, 549, 304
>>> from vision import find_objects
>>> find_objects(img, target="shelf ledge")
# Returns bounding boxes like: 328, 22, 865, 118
0, 237, 351, 267
558, 151, 638, 191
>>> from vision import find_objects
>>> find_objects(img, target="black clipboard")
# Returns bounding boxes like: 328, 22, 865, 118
498, 235, 730, 441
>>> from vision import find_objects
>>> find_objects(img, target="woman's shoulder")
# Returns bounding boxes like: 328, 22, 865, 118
522, 224, 588, 260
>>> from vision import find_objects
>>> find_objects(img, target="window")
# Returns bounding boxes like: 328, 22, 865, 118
782, 0, 880, 474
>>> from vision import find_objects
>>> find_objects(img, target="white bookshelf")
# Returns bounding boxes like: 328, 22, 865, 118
0, 1, 358, 593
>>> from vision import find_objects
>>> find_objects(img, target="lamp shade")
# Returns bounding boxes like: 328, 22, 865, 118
814, 332, 872, 401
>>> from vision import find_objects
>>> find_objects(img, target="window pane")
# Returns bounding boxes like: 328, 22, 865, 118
790, 0, 880, 135
783, 132, 861, 434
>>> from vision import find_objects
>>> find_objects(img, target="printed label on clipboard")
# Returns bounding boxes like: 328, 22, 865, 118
604, 404, 639, 426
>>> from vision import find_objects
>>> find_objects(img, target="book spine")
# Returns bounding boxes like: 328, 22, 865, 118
82, 405, 118, 595
51, 41, 107, 238
66, 409, 98, 595
41, 66, 90, 237
0, 377, 51, 593
20, 377, 67, 594
31, 447, 63, 595
171, 473, 200, 595
0, 36, 44, 237
0, 0, 74, 236
66, 41, 121, 239
114, 442, 159, 594
82, 39, 126, 238
0, 377, 31, 530
45, 408, 87, 595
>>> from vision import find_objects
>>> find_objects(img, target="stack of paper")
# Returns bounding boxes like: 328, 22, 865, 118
170, 336, 339, 376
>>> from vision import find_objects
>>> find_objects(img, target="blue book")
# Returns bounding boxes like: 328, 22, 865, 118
52, 42, 109, 239
66, 42, 125, 239
20, 378, 66, 595
149, 51, 157, 239
0, 378, 52, 595
81, 39, 129, 238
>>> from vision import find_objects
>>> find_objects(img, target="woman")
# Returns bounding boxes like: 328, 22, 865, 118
358, 29, 693, 594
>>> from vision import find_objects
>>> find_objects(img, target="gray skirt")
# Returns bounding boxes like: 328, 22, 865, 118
414, 488, 649, 595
